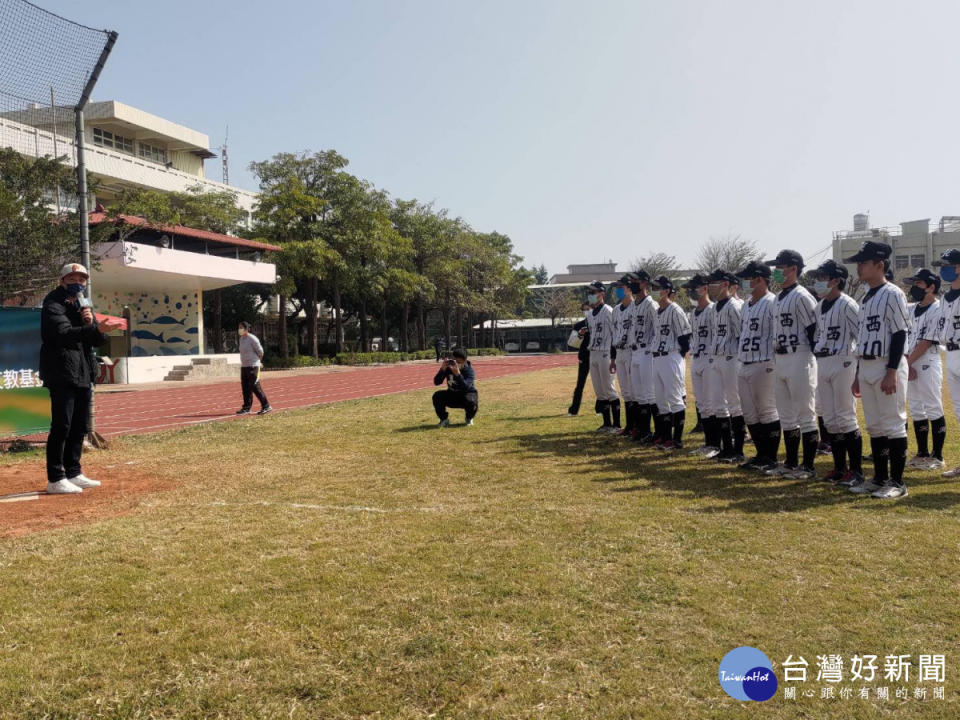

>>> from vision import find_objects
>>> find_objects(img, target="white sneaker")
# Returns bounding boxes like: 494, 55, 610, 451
67, 473, 101, 488
943, 466, 960, 478
921, 457, 945, 471
466, 419, 474, 426
906, 454, 927, 468
46, 479, 82, 494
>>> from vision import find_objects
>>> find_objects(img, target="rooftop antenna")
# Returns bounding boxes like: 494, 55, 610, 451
220, 125, 229, 185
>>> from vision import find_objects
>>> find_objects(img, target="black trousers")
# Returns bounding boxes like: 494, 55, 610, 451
46, 384, 92, 482
433, 390, 479, 420
569, 357, 590, 414
240, 366, 269, 410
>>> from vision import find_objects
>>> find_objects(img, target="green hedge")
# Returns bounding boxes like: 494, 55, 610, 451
263, 348, 504, 369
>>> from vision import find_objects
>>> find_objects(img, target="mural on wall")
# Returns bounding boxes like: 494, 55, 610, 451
94, 289, 201, 357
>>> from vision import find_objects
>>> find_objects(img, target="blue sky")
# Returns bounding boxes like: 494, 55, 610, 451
38, 0, 960, 275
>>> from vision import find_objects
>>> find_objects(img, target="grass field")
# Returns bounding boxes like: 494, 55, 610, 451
1, 367, 959, 719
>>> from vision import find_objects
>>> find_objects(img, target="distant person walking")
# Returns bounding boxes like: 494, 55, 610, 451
236, 321, 272, 415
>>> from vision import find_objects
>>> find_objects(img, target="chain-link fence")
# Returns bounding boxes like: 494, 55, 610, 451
0, 0, 116, 304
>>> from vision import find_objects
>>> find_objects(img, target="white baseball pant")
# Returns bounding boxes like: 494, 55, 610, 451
653, 352, 686, 415
590, 349, 619, 403
691, 356, 712, 415
943, 349, 960, 421
774, 350, 818, 433
858, 357, 908, 439
630, 349, 655, 405
815, 354, 859, 434
614, 349, 635, 402
738, 360, 779, 425
907, 351, 943, 421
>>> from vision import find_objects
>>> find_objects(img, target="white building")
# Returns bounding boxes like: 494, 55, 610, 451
833, 214, 960, 278
1, 101, 275, 383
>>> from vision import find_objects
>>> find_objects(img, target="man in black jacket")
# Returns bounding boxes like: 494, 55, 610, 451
568, 302, 591, 415
39, 263, 123, 494
432, 347, 478, 427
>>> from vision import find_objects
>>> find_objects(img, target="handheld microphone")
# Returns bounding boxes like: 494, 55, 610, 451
76, 289, 93, 310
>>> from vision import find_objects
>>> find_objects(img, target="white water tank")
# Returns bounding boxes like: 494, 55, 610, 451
854, 213, 870, 232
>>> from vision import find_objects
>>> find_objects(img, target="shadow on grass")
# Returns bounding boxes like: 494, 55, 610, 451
483, 430, 960, 514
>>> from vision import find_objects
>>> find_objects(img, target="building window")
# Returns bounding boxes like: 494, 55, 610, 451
910, 254, 925, 268
138, 141, 167, 164
894, 255, 910, 269
93, 127, 133, 154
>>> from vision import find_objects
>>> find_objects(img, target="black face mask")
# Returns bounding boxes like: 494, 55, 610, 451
909, 285, 927, 302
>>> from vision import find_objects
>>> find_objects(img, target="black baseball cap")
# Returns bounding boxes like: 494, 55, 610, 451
904, 268, 941, 292
651, 275, 675, 292
615, 273, 638, 286
706, 268, 738, 285
633, 269, 651, 282
812, 259, 849, 280
735, 260, 772, 280
585, 281, 606, 293
933, 248, 960, 267
843, 240, 892, 264
681, 274, 707, 290
765, 249, 804, 268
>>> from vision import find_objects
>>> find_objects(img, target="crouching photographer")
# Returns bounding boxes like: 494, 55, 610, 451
432, 347, 478, 427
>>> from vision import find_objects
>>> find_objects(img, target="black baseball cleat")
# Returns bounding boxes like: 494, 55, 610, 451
257, 406, 273, 415
235, 408, 251, 415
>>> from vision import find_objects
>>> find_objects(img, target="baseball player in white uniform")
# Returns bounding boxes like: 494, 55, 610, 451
765, 250, 819, 479
934, 248, 960, 478
705, 269, 746, 463
844, 240, 910, 499
629, 270, 659, 443
903, 268, 946, 470
734, 261, 781, 471
810, 259, 864, 485
610, 274, 638, 436
649, 275, 692, 450
580, 281, 621, 433
683, 274, 718, 455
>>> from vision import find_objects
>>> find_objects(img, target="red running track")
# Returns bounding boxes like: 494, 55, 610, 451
91, 354, 577, 439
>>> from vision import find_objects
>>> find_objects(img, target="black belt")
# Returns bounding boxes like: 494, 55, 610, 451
860, 354, 877, 360
652, 351, 670, 357
948, 343, 960, 352
814, 349, 838, 358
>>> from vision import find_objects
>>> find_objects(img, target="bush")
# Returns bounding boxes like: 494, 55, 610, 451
263, 348, 504, 369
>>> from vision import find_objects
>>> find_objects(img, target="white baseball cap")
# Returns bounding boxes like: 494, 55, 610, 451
59, 262, 89, 279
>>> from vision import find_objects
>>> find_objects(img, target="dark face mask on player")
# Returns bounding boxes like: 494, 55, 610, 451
909, 285, 928, 302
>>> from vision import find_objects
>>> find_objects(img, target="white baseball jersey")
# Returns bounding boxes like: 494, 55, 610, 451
774, 284, 817, 352
856, 282, 909, 358
632, 295, 658, 349
939, 288, 960, 348
586, 303, 615, 352
907, 299, 943, 354
813, 293, 860, 356
611, 301, 635, 350
711, 296, 743, 357
652, 302, 692, 354
690, 302, 715, 358
738, 291, 777, 363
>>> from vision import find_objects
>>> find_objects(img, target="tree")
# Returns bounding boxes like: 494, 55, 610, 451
631, 251, 681, 280
248, 152, 335, 357
696, 233, 763, 274
533, 263, 549, 284
0, 149, 82, 303
532, 287, 580, 327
